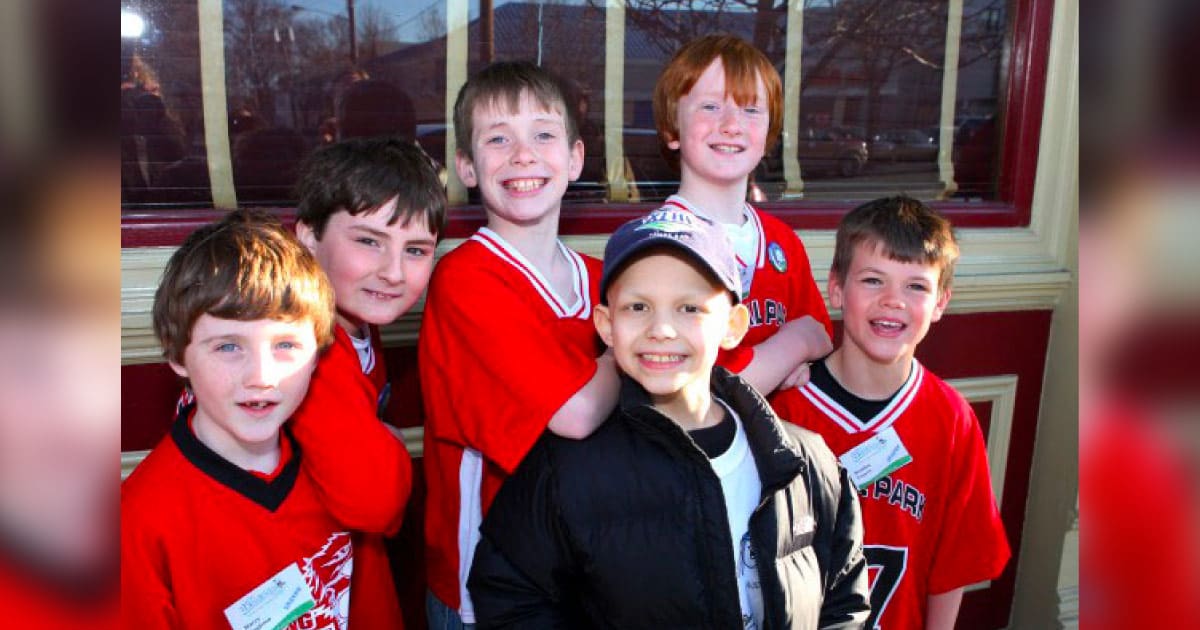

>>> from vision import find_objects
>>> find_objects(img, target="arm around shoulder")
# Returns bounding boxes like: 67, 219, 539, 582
546, 349, 618, 439
289, 335, 412, 535
739, 316, 832, 395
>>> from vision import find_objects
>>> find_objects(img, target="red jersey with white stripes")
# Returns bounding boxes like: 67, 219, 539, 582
419, 228, 603, 622
772, 358, 1009, 629
659, 195, 831, 375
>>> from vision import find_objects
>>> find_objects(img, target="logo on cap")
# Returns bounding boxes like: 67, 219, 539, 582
636, 209, 697, 235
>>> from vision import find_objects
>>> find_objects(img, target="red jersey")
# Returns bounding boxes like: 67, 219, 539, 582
773, 359, 1009, 629
659, 195, 832, 374
121, 408, 403, 629
291, 325, 412, 626
419, 228, 603, 622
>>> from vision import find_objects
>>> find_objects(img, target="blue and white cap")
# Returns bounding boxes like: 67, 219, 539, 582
600, 208, 741, 304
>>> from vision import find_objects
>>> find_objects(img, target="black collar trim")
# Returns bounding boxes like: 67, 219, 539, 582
170, 403, 301, 511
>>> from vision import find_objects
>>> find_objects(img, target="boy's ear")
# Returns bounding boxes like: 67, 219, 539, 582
827, 272, 845, 311
721, 303, 751, 350
932, 288, 951, 323
593, 304, 614, 348
567, 138, 585, 182
454, 150, 478, 187
295, 220, 318, 254
666, 137, 681, 151
168, 359, 189, 380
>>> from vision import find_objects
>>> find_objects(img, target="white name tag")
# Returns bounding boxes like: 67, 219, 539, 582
838, 426, 912, 490
224, 563, 315, 630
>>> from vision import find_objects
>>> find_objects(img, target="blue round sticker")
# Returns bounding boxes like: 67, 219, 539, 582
768, 242, 788, 273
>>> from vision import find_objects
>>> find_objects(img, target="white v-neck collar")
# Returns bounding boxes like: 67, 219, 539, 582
798, 358, 925, 435
470, 227, 591, 319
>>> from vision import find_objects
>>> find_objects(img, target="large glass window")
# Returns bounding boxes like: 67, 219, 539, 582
120, 0, 1032, 227
121, 0, 211, 207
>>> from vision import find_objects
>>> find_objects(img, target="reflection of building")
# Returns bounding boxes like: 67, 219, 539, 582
365, 2, 1002, 141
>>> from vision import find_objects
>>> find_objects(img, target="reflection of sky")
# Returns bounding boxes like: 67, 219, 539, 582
289, 0, 591, 43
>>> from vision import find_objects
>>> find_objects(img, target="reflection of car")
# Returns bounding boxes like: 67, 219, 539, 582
871, 129, 938, 162
759, 127, 868, 178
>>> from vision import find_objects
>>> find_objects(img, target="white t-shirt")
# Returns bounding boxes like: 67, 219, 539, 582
721, 208, 760, 300
711, 398, 765, 629
349, 330, 375, 375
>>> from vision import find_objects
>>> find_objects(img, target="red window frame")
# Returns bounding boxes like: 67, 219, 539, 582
120, 0, 1053, 248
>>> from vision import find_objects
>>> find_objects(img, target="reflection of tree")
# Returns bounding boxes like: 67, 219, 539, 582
802, 0, 1003, 135
355, 5, 401, 60
222, 0, 406, 132
610, 0, 1004, 137
588, 0, 786, 57
224, 0, 295, 126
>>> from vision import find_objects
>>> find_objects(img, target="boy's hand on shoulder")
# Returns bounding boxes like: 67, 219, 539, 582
782, 315, 833, 363
546, 350, 617, 440
779, 361, 811, 391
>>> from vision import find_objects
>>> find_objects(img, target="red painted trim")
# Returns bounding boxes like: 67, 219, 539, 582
998, 0, 1055, 225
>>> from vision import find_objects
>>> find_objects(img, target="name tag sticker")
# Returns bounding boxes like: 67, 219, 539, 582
838, 426, 912, 490
224, 563, 315, 630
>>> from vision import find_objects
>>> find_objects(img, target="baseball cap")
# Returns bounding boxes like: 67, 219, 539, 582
599, 208, 741, 304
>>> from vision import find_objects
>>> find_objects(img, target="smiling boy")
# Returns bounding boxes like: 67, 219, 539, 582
468, 209, 868, 629
773, 196, 1010, 629
295, 136, 446, 426
653, 35, 833, 398
419, 61, 618, 627
122, 210, 406, 628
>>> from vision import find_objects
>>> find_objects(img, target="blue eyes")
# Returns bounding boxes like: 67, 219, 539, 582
212, 341, 302, 353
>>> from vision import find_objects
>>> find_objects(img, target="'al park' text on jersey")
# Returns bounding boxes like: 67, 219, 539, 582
746, 298, 786, 328
861, 475, 927, 522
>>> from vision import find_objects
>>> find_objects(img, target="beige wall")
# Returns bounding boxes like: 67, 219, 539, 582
1009, 0, 1078, 626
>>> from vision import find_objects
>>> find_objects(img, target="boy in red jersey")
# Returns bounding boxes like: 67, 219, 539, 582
419, 61, 618, 627
653, 35, 833, 396
295, 135, 447, 430
122, 210, 411, 628
773, 196, 1010, 629
294, 136, 448, 624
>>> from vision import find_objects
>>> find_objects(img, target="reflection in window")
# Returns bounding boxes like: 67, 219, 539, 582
221, 0, 447, 205
121, 0, 211, 207
120, 0, 1011, 210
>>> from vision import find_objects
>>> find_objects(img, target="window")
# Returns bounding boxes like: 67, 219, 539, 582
121, 0, 1052, 244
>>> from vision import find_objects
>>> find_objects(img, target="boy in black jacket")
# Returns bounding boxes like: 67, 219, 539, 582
468, 209, 869, 629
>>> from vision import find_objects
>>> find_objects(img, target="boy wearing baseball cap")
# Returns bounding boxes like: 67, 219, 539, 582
467, 209, 869, 629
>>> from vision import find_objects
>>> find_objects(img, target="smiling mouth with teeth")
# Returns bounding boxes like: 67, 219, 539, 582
711, 144, 744, 154
240, 401, 275, 409
504, 178, 547, 193
871, 320, 905, 331
640, 353, 685, 364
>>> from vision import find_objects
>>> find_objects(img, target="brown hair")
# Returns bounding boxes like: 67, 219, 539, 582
832, 195, 960, 294
295, 136, 446, 240
452, 61, 579, 161
653, 34, 784, 166
152, 209, 336, 365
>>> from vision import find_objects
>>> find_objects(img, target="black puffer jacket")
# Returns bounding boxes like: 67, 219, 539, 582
469, 368, 869, 629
